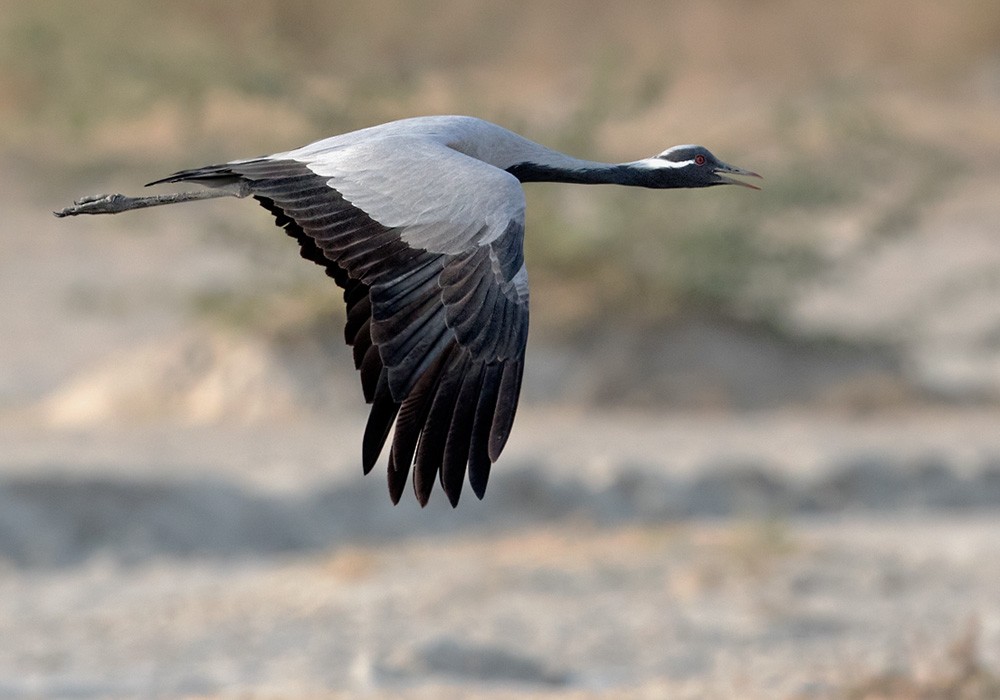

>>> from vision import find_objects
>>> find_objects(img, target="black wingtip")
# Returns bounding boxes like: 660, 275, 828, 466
387, 450, 409, 505
469, 462, 490, 500
388, 483, 404, 505
415, 485, 432, 508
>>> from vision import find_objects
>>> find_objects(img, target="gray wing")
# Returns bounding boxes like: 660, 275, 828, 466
151, 141, 529, 507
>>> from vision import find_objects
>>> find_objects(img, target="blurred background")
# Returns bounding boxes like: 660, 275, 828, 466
2, 1, 1000, 698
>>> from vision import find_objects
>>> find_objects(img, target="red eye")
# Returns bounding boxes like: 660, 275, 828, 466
694, 154, 706, 166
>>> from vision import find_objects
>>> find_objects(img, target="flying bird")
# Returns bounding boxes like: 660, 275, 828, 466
55, 115, 761, 506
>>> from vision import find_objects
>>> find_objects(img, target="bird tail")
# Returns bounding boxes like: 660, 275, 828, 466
145, 159, 267, 188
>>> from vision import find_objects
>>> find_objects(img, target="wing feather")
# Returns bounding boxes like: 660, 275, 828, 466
413, 350, 469, 505
351, 316, 373, 369
363, 370, 399, 474
440, 361, 484, 506
489, 360, 525, 460
387, 340, 456, 503
358, 344, 383, 403
468, 363, 503, 499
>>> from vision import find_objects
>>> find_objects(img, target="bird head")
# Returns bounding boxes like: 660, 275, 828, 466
639, 145, 762, 189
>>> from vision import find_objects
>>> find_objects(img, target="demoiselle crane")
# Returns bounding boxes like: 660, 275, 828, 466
56, 115, 761, 506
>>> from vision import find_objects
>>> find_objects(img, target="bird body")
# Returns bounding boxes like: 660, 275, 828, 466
64, 115, 760, 507
275, 115, 609, 176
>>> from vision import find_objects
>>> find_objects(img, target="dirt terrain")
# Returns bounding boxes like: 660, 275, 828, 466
4, 411, 1000, 698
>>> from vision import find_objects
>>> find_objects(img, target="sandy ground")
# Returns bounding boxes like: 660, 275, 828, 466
3, 409, 1000, 698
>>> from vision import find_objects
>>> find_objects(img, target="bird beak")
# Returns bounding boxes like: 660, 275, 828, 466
714, 162, 763, 190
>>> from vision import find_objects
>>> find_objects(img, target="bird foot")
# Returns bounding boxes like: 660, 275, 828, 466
53, 188, 242, 218
53, 194, 131, 217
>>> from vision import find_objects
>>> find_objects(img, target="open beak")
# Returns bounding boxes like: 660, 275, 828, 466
714, 162, 763, 190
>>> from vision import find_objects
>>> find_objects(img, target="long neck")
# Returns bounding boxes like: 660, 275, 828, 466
445, 121, 667, 187
505, 160, 657, 186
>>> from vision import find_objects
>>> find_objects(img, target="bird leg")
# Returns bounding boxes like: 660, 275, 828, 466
53, 186, 247, 218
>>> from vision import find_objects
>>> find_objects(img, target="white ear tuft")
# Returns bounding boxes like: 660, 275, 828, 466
637, 157, 690, 170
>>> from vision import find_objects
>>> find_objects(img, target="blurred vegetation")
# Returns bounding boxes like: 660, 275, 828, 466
3, 1, 998, 334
